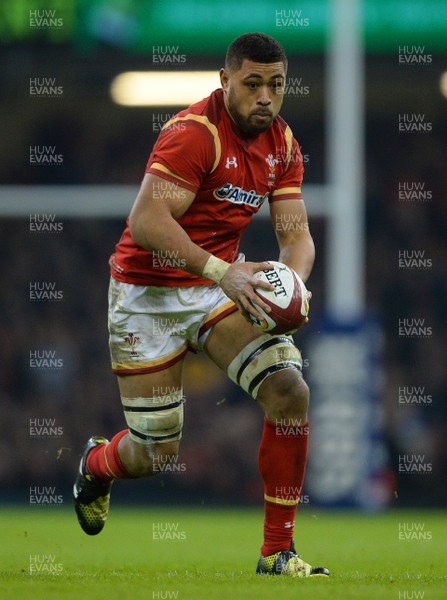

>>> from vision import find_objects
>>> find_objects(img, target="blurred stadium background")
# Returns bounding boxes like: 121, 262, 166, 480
1, 0, 446, 515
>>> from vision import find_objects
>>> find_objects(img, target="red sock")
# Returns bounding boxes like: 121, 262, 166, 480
86, 430, 131, 483
258, 417, 309, 557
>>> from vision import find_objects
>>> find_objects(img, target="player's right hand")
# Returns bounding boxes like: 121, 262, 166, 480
219, 262, 275, 322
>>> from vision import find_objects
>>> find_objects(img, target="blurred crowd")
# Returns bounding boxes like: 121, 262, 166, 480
366, 123, 447, 506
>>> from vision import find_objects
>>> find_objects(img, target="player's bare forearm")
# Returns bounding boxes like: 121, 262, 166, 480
270, 199, 315, 282
277, 233, 315, 283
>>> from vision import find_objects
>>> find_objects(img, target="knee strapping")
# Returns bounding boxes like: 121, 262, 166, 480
227, 334, 302, 399
121, 389, 184, 444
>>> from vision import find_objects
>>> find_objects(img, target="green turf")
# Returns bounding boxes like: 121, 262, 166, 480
0, 506, 445, 599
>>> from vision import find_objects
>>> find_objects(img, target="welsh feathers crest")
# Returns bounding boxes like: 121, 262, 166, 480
265, 153, 280, 169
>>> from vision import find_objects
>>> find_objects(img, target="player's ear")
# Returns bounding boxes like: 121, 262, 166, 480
219, 68, 229, 92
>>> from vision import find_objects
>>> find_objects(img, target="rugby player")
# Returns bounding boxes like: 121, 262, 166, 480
73, 32, 329, 578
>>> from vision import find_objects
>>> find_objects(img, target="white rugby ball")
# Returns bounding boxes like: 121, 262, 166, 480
250, 261, 309, 334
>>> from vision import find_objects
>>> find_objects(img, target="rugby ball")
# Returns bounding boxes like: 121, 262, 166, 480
250, 261, 309, 334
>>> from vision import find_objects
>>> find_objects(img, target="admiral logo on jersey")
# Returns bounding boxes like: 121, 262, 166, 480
213, 183, 269, 208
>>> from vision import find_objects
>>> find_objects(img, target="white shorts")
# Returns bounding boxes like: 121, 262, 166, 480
108, 277, 237, 375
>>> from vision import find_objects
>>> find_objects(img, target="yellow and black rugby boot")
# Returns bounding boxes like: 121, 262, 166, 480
256, 539, 330, 578
73, 436, 111, 535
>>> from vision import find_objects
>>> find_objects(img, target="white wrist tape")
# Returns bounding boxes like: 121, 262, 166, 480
202, 255, 231, 284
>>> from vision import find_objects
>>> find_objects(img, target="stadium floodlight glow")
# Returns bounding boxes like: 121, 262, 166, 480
110, 71, 220, 106
440, 72, 447, 99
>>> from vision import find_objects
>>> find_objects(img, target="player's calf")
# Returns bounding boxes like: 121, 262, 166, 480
118, 436, 180, 477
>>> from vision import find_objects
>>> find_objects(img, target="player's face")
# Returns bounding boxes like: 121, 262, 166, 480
220, 59, 286, 136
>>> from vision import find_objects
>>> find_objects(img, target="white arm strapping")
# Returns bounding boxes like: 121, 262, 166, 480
202, 255, 231, 284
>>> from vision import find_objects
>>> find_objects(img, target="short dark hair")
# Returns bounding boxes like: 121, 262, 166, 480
225, 32, 288, 72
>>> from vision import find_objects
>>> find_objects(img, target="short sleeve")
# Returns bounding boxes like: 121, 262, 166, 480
270, 135, 304, 202
146, 116, 218, 193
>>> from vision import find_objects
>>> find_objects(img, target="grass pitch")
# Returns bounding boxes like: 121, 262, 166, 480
0, 506, 446, 600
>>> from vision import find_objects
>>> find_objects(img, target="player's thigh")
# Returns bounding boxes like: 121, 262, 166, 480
116, 359, 184, 397
203, 310, 264, 371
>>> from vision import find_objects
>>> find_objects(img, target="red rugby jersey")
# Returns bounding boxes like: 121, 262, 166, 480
110, 88, 304, 286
